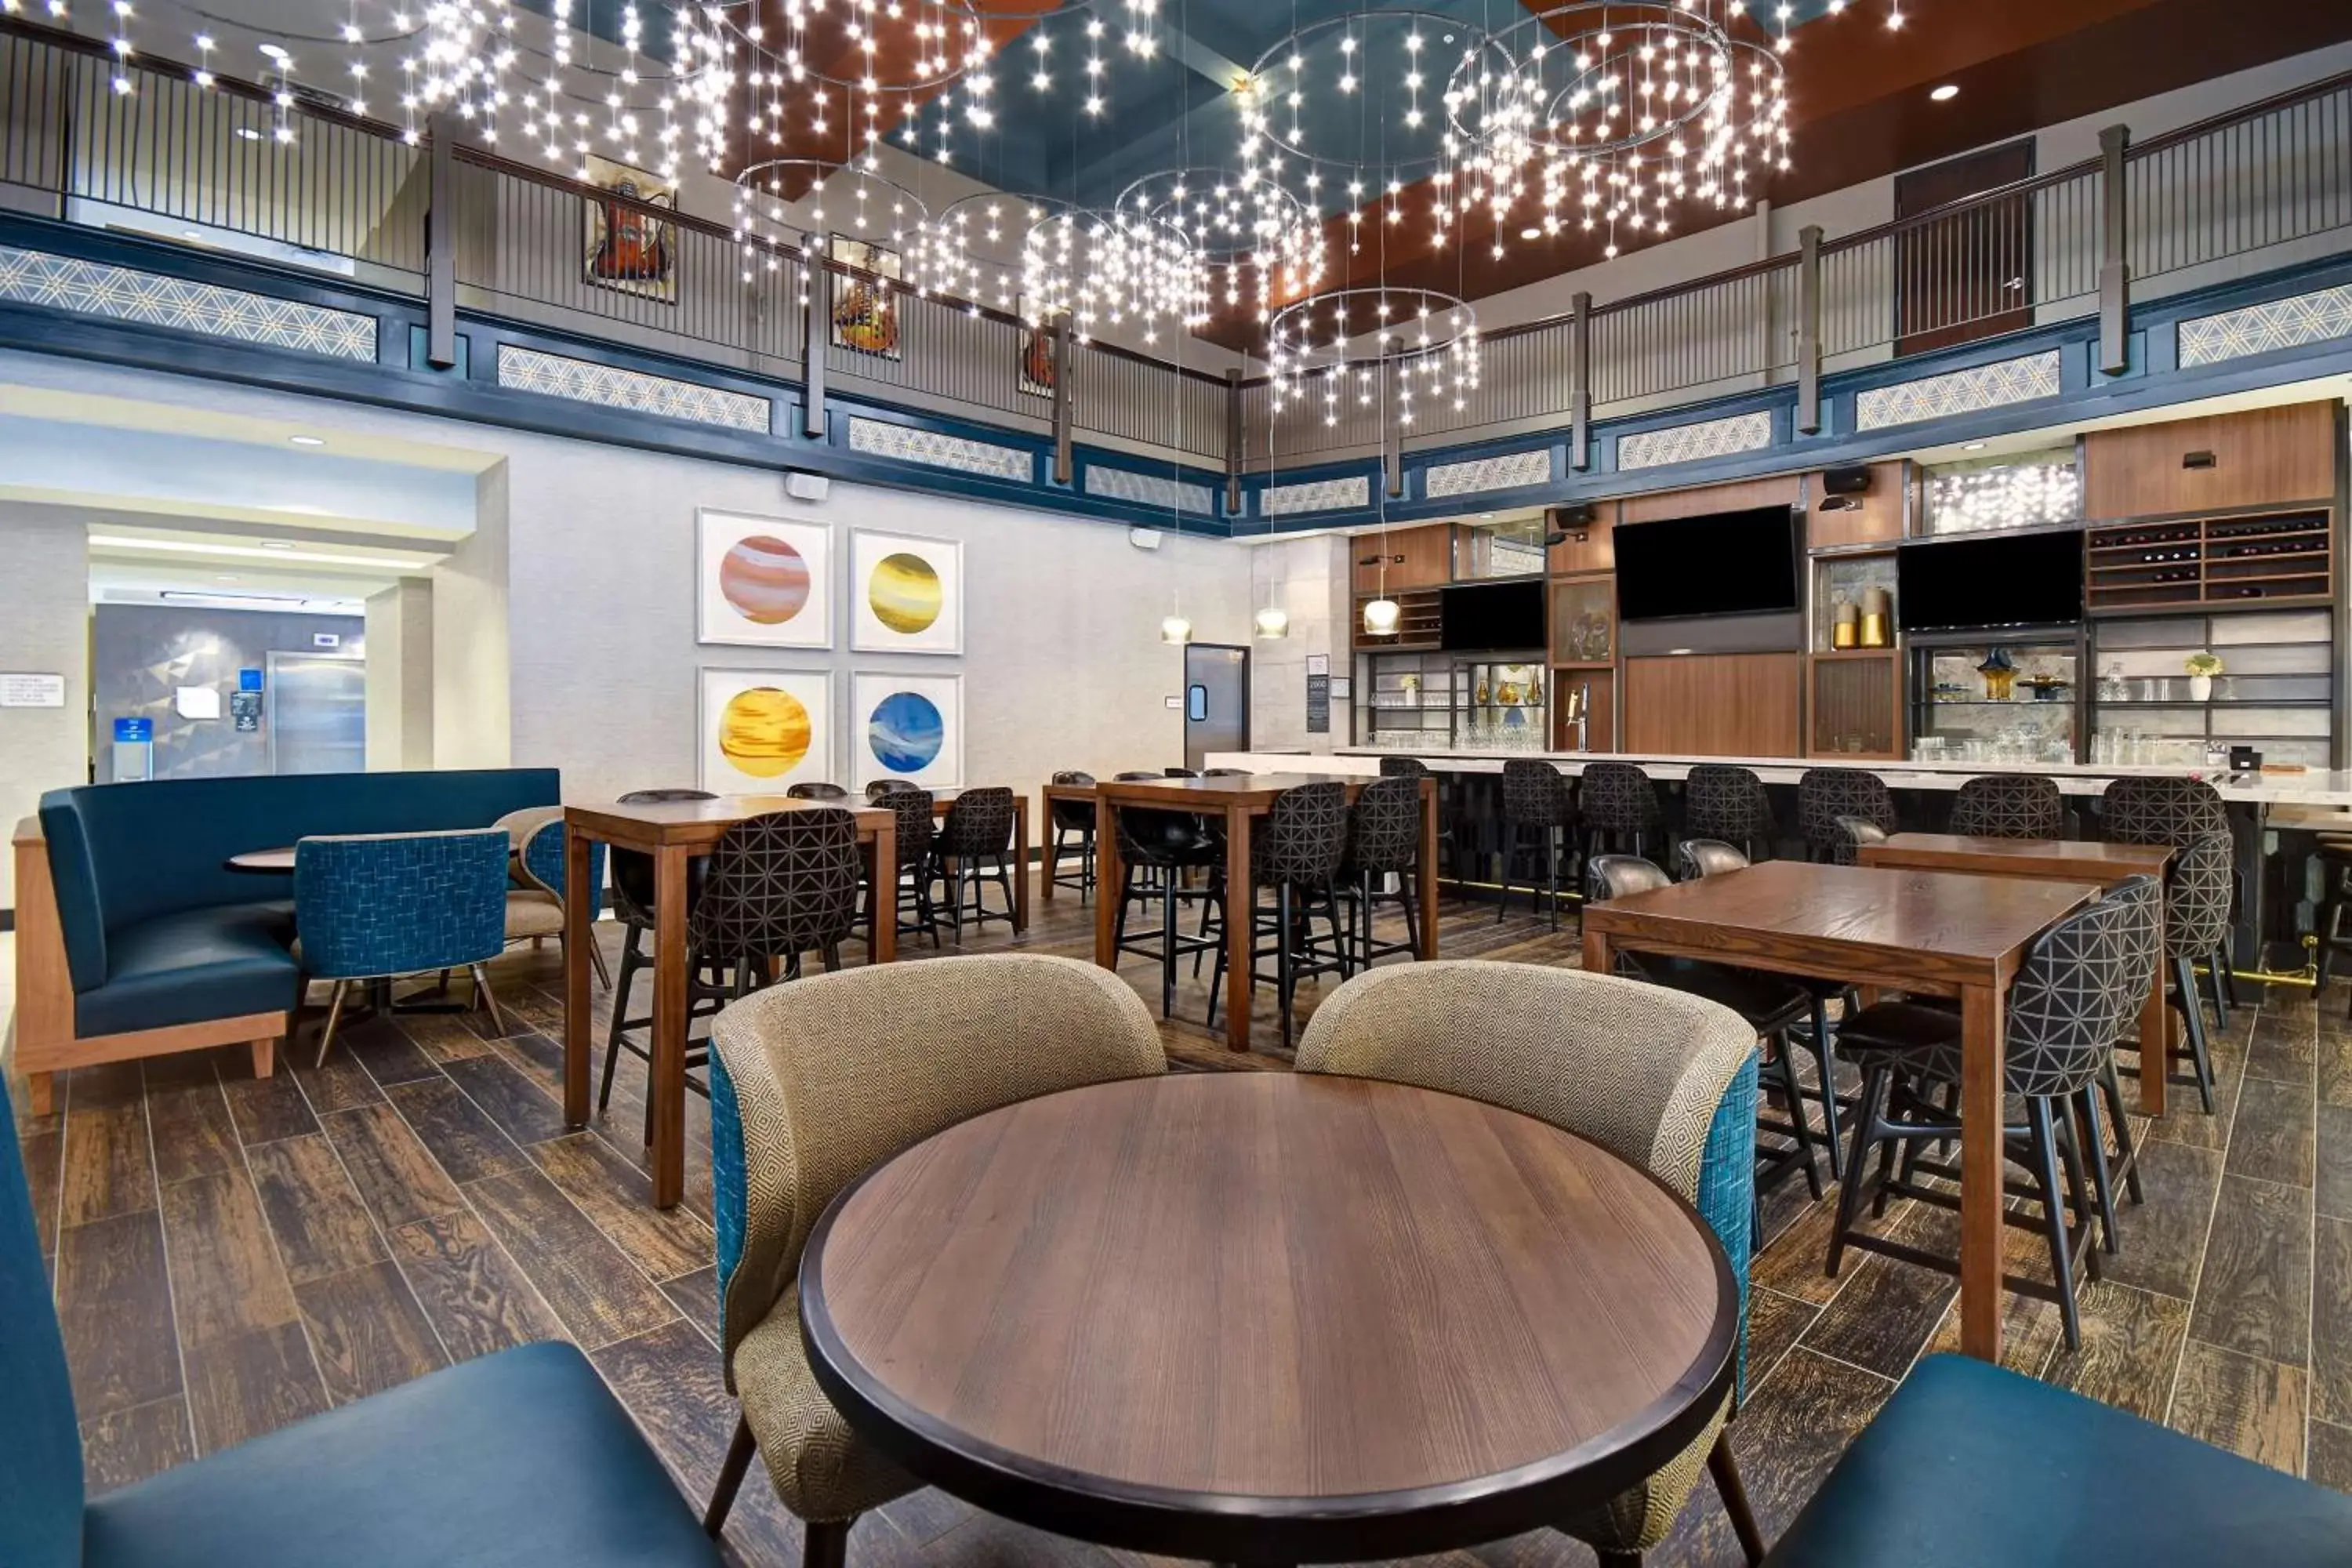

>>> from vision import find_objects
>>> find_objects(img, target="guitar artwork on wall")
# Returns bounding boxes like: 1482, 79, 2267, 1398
583, 154, 677, 304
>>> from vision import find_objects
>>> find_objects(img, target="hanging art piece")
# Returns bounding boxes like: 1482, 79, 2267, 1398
850, 528, 963, 655
583, 154, 677, 303
697, 510, 832, 649
851, 670, 961, 791
699, 667, 833, 792
1018, 295, 1056, 397
829, 235, 902, 359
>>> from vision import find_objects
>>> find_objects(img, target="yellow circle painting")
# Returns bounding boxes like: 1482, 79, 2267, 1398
868, 551, 943, 635
718, 535, 811, 625
717, 687, 811, 778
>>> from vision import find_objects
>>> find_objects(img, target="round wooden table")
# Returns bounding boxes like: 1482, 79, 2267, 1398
800, 1073, 1738, 1564
225, 846, 297, 872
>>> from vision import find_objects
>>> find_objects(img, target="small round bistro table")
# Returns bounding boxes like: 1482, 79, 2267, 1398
225, 846, 297, 872
799, 1072, 1738, 1565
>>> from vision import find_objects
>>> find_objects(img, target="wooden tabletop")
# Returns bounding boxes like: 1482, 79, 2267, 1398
801, 1073, 1737, 1562
563, 794, 892, 851
1093, 771, 1370, 808
1860, 833, 2176, 881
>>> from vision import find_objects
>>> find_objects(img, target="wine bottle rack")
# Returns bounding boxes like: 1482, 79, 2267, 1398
2085, 509, 2332, 612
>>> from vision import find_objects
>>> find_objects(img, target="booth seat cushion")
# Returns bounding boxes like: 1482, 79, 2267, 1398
83, 1341, 720, 1568
74, 902, 300, 1039
1764, 1354, 2352, 1567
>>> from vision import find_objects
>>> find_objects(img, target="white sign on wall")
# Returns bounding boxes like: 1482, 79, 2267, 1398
0, 673, 65, 708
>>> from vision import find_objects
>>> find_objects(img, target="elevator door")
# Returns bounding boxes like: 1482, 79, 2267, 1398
1183, 644, 1250, 771
266, 652, 367, 775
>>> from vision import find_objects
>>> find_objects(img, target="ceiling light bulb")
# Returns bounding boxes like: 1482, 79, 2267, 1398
1929, 83, 1958, 101
1362, 597, 1401, 637
288, 434, 325, 446
1160, 614, 1192, 644
1254, 604, 1290, 639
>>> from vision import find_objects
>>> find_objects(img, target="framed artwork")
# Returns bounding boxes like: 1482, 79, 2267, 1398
852, 670, 961, 791
850, 528, 963, 655
583, 154, 676, 303
1018, 295, 1055, 397
699, 667, 834, 792
697, 510, 832, 649
829, 234, 902, 359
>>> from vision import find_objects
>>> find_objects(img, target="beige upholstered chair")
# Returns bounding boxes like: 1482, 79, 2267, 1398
700, 953, 1167, 1566
1297, 960, 1768, 1567
491, 804, 608, 989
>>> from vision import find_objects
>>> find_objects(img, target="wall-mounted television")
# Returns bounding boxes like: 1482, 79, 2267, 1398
1896, 530, 2085, 633
1614, 506, 1803, 622
1439, 579, 1547, 650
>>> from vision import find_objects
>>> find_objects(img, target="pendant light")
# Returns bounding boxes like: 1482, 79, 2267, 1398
1160, 589, 1192, 644
1254, 603, 1291, 638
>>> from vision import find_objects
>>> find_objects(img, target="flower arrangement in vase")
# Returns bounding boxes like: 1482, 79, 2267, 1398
2184, 651, 2223, 702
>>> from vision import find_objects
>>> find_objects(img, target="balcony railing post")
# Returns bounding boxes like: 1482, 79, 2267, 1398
1796, 224, 1822, 436
425, 114, 456, 369
2099, 123, 2132, 376
802, 261, 828, 440
1385, 361, 1405, 499
1225, 368, 1244, 514
1568, 290, 1592, 471
1051, 310, 1075, 485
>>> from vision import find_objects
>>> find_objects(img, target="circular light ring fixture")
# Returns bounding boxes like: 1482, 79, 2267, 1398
1264, 285, 1481, 429
917, 192, 1210, 339
1112, 165, 1327, 316
731, 157, 931, 266
700, 0, 993, 97
1239, 10, 1515, 188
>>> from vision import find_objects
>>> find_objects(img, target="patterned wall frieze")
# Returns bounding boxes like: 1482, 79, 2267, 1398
1083, 465, 1214, 514
1853, 350, 2061, 431
2178, 282, 2352, 367
0, 242, 376, 359
1423, 448, 1552, 499
1615, 409, 1773, 472
846, 416, 1033, 481
498, 346, 771, 432
1264, 474, 1373, 516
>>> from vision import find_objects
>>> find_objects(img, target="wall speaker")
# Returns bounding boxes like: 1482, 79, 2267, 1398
1129, 527, 1163, 550
1544, 503, 1597, 546
784, 471, 830, 503
1820, 465, 1872, 496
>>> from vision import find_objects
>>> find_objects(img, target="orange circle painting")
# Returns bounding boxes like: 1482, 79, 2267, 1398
718, 535, 811, 625
717, 687, 811, 778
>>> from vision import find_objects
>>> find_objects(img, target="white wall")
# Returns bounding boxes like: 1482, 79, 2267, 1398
364, 577, 435, 771
0, 501, 88, 911
1247, 535, 1352, 755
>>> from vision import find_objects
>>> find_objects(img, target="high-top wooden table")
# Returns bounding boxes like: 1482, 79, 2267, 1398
801, 1073, 1737, 1564
1858, 833, 2180, 1115
1581, 858, 2103, 1364
1089, 773, 1439, 1052
927, 789, 1029, 933
1037, 782, 1098, 904
561, 795, 897, 1209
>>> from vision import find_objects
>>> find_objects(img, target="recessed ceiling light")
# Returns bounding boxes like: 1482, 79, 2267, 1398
287, 434, 326, 447
1963, 441, 1987, 451
260, 540, 298, 550
1930, 83, 1958, 101
216, 574, 239, 583
234, 126, 263, 141
259, 43, 290, 61
1519, 227, 1541, 241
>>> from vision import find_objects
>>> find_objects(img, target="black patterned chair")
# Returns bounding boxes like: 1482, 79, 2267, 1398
1336, 775, 1423, 969
1378, 755, 1454, 874
864, 786, 939, 950
600, 788, 724, 1123
1580, 760, 1663, 860
1497, 758, 1575, 928
1950, 774, 2065, 840
1209, 781, 1351, 1050
864, 779, 920, 801
1202, 767, 1253, 778
1164, 767, 1200, 778
1587, 854, 1830, 1213
2102, 774, 2237, 1032
1109, 772, 1225, 1018
933, 787, 1018, 938
785, 782, 849, 801
1800, 768, 1896, 863
1675, 837, 1754, 883
1685, 764, 1775, 861
1047, 771, 1098, 902
1825, 876, 2163, 1349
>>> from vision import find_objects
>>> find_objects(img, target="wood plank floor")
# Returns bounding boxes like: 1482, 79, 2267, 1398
9, 879, 2348, 1566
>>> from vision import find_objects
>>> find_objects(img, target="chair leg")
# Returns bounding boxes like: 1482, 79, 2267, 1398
1769, 1035, 1824, 1201
804, 1518, 853, 1568
1496, 827, 1513, 924
2207, 945, 2232, 1027
314, 978, 351, 1069
1826, 1067, 1890, 1278
2077, 1085, 2123, 1255
2171, 953, 2218, 1113
599, 925, 644, 1114
704, 1414, 756, 1537
585, 931, 612, 991
2053, 1098, 2102, 1283
1544, 829, 1560, 932
470, 965, 506, 1036
2100, 1060, 2145, 1204
1276, 882, 1297, 1051
2026, 1096, 2082, 1351
1160, 874, 1180, 1018
1708, 1430, 1767, 1567
1805, 993, 1842, 1165
2319, 891, 2344, 990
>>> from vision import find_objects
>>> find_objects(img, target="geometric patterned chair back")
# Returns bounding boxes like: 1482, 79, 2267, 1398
865, 779, 920, 802
1164, 768, 1200, 778
1500, 757, 1573, 827
1377, 755, 1431, 780
609, 787, 717, 923
2002, 873, 2163, 1098
1832, 814, 1889, 864
1343, 775, 1420, 877
1048, 771, 1097, 833
1684, 763, 1770, 844
688, 808, 863, 963
1800, 768, 1895, 860
516, 815, 607, 920
1585, 852, 1671, 903
875, 787, 937, 873
1253, 781, 1349, 888
786, 781, 850, 801
1951, 774, 2064, 839
293, 829, 510, 979
2164, 830, 2234, 955
2100, 775, 2226, 847
940, 786, 1017, 859
1579, 760, 1662, 834
1675, 838, 1751, 881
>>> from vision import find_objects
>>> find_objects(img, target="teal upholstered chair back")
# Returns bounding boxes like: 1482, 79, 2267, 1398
294, 829, 511, 979
0, 1078, 83, 1567
517, 817, 606, 920
39, 768, 560, 992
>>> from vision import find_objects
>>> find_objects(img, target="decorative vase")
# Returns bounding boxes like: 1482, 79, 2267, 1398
1832, 601, 1858, 649
2189, 673, 2213, 702
1859, 612, 1889, 648
1859, 586, 1892, 648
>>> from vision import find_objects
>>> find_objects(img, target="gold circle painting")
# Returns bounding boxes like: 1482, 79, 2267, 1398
868, 551, 943, 635
717, 687, 811, 777
719, 535, 812, 625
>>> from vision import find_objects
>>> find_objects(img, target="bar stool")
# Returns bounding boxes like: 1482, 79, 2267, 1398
599, 787, 720, 1120
785, 782, 849, 801
1377, 756, 1454, 877
1210, 781, 1352, 1050
863, 786, 939, 949
1579, 760, 1663, 860
1685, 764, 1774, 861
1110, 775, 1225, 1018
865, 779, 920, 801
934, 786, 1019, 938
2103, 775, 2237, 1033
1336, 775, 1422, 969
1047, 771, 1098, 902
1950, 774, 2064, 839
2314, 837, 2352, 996
1497, 757, 1574, 928
1800, 768, 1896, 863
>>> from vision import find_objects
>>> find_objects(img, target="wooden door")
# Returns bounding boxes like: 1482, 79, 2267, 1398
1895, 140, 2034, 356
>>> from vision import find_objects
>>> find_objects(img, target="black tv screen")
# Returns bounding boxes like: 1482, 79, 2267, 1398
1439, 579, 1546, 651
1614, 506, 1802, 622
1896, 531, 2084, 633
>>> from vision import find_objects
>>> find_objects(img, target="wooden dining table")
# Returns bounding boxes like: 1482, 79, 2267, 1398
1088, 772, 1439, 1052
1581, 858, 2103, 1364
561, 795, 898, 1209
1858, 833, 2180, 1115
800, 1073, 1738, 1564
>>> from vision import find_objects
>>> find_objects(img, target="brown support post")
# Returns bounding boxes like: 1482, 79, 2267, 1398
1052, 309, 1075, 485
425, 114, 456, 369
803, 260, 829, 439
1225, 368, 1244, 515
1568, 291, 1592, 470
2099, 124, 2132, 377
1796, 224, 1823, 436
1385, 363, 1405, 499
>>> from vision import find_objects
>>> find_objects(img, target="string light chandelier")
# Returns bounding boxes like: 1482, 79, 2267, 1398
1265, 285, 1480, 430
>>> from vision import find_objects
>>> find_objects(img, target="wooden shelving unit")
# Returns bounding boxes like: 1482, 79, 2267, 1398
2085, 509, 2332, 613
1350, 588, 1443, 651
1806, 650, 1902, 760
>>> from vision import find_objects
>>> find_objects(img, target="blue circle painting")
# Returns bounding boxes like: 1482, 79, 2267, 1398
868, 691, 944, 772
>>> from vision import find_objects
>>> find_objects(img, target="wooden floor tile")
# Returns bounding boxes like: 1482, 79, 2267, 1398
144, 1066, 241, 1188
1798, 1203, 1961, 1381
2313, 1216, 2352, 1428
443, 1051, 570, 1147
319, 1102, 468, 1231
397, 1010, 495, 1064
285, 1044, 387, 1117
56, 1210, 180, 1420
660, 1265, 722, 1346
245, 1134, 389, 1285
2168, 1341, 2307, 1474
2245, 1005, 2318, 1083
60, 1068, 153, 1227
2145, 1042, 2245, 1155
339, 1011, 456, 1087
80, 1396, 194, 1497
387, 1209, 565, 1360
2310, 1419, 2352, 1495
2319, 1026, 2352, 1109
158, 1167, 303, 1350
2228, 1075, 2318, 1189
182, 1320, 328, 1455
2043, 1283, 2193, 1423
461, 1166, 679, 1349
531, 1132, 715, 1284
382, 1076, 528, 1183
20, 1127, 61, 1271
218, 1057, 319, 1147
2099, 1137, 2223, 1301
2318, 1104, 2352, 1221
1744, 1287, 1818, 1394
296, 1259, 449, 1405
2187, 1174, 2313, 1367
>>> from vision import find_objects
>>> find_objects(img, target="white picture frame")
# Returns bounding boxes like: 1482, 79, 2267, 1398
851, 670, 962, 791
697, 510, 833, 649
849, 528, 964, 655
699, 667, 836, 792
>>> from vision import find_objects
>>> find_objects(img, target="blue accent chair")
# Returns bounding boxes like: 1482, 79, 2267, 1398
0, 1076, 721, 1568
1766, 1353, 2352, 1566
294, 829, 512, 1065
